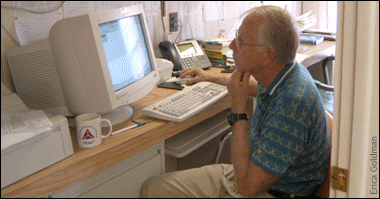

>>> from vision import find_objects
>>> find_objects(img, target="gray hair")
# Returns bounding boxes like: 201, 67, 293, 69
243, 6, 300, 64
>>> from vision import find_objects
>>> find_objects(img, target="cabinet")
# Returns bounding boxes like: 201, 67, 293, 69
51, 142, 164, 198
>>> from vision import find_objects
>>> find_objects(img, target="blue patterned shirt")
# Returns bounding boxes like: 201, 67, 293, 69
249, 61, 331, 195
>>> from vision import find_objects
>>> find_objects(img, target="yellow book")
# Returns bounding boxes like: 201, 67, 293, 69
199, 38, 231, 53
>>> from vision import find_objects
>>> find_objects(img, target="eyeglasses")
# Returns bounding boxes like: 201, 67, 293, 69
234, 30, 264, 49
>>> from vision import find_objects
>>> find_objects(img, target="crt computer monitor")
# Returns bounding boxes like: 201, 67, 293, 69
49, 4, 160, 125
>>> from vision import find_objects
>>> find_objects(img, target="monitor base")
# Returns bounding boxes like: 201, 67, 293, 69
67, 105, 134, 128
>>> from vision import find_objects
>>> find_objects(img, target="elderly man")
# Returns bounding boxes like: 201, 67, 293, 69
140, 5, 330, 198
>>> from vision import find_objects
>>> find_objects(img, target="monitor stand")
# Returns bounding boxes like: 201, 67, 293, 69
67, 105, 134, 128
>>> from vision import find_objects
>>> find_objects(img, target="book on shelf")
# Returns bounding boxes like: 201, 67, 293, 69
209, 57, 226, 65
210, 62, 228, 68
300, 35, 324, 45
198, 38, 232, 68
301, 32, 336, 41
198, 38, 231, 53
203, 42, 223, 50
205, 51, 226, 59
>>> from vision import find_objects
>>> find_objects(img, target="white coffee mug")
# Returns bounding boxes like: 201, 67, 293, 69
76, 113, 112, 148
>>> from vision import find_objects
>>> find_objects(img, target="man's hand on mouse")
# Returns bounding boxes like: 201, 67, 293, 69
175, 76, 193, 85
180, 67, 213, 85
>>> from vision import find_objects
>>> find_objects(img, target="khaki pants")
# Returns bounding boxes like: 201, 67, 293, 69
140, 164, 275, 198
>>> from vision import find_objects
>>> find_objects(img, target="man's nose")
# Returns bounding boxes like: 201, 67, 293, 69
229, 39, 237, 51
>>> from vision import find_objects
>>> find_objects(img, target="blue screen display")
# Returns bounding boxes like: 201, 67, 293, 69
99, 15, 152, 92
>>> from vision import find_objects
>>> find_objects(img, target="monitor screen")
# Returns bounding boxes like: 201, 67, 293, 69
99, 15, 153, 92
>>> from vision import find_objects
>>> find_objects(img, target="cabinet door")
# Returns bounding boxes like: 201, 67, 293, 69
51, 142, 164, 198
80, 154, 162, 198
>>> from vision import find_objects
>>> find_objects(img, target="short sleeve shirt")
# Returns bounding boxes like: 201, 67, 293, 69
249, 61, 331, 195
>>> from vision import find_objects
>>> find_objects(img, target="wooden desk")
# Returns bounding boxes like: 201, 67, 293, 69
1, 41, 335, 198
1, 67, 231, 198
298, 40, 336, 67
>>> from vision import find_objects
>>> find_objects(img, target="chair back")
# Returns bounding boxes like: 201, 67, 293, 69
314, 111, 333, 198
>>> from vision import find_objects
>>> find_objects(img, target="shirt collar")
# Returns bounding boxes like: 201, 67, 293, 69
266, 61, 296, 96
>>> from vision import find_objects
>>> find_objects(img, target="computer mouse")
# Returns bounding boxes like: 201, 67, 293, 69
175, 76, 192, 84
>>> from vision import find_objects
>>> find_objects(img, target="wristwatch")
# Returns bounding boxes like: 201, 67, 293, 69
227, 112, 249, 126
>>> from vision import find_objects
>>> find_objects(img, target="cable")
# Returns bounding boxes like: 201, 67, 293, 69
214, 132, 232, 164
185, 2, 193, 39
161, 16, 166, 33
160, 1, 166, 33
130, 107, 154, 124
174, 19, 183, 43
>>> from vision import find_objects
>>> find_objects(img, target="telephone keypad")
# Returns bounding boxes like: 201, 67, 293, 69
181, 56, 210, 70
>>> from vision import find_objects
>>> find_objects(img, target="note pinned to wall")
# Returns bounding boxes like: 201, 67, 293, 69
179, 2, 204, 40
222, 2, 241, 20
13, 1, 63, 46
12, 1, 161, 46
203, 1, 223, 21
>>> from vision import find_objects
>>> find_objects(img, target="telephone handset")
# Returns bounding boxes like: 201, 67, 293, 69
159, 40, 211, 71
159, 41, 182, 70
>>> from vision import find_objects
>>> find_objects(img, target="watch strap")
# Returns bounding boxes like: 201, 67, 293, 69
228, 113, 249, 126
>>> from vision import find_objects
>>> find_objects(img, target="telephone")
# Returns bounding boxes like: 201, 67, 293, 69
159, 40, 211, 71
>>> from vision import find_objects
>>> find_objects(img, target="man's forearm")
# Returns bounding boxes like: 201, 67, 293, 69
231, 119, 253, 196
209, 74, 231, 86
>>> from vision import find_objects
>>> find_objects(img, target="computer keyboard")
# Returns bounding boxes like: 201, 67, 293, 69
142, 82, 228, 122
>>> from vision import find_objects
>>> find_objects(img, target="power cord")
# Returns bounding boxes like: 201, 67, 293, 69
130, 107, 154, 124
174, 19, 183, 43
111, 107, 154, 136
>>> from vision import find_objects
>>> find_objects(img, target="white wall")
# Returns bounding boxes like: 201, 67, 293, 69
332, 1, 379, 198
1, 1, 298, 92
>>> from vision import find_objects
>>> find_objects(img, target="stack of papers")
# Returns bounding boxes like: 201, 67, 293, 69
1, 110, 52, 136
295, 11, 317, 31
1, 83, 53, 150
1, 83, 28, 113
295, 53, 309, 63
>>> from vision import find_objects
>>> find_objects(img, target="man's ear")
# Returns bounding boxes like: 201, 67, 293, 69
264, 48, 276, 64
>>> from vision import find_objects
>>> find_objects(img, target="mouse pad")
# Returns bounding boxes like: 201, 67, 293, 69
157, 82, 184, 90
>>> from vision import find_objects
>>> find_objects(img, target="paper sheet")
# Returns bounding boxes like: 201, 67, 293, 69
295, 53, 309, 63
203, 1, 223, 21
13, 1, 63, 46
1, 110, 52, 136
222, 2, 241, 20
1, 83, 28, 113
1, 83, 53, 151
179, 2, 204, 40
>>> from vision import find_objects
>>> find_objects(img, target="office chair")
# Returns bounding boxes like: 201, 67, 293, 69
321, 56, 335, 86
314, 55, 335, 114
314, 110, 333, 198
313, 56, 334, 198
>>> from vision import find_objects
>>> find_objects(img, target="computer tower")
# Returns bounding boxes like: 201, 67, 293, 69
6, 39, 72, 116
